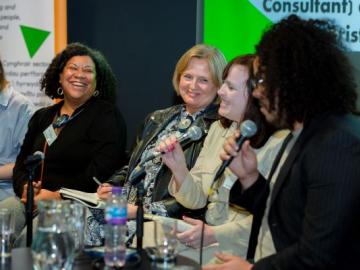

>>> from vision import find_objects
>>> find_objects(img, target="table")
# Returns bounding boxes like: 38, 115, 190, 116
139, 221, 219, 265
11, 248, 200, 270
10, 221, 216, 269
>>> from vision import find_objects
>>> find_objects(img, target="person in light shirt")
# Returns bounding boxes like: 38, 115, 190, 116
0, 58, 34, 201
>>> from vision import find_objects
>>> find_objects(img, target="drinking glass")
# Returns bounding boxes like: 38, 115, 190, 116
0, 209, 14, 257
32, 200, 75, 270
153, 220, 178, 269
0, 208, 14, 269
67, 202, 86, 252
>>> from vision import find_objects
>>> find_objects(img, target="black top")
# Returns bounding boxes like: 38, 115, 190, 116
232, 113, 360, 270
13, 97, 127, 197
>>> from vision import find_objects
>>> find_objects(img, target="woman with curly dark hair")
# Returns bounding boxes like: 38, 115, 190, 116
0, 43, 126, 238
205, 15, 360, 270
254, 15, 358, 128
41, 43, 117, 103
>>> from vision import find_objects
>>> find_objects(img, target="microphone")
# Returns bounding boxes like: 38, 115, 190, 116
24, 151, 44, 167
24, 150, 44, 247
140, 125, 203, 166
213, 120, 257, 181
108, 166, 129, 187
128, 125, 203, 186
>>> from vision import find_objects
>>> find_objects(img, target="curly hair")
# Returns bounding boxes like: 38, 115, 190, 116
256, 15, 358, 127
220, 54, 273, 148
40, 42, 117, 103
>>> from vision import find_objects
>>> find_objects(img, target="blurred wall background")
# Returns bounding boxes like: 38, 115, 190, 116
68, 1, 198, 148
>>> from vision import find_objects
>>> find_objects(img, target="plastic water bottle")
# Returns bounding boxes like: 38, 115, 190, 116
104, 186, 128, 267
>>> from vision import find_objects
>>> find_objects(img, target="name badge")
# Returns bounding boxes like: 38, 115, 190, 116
43, 125, 57, 146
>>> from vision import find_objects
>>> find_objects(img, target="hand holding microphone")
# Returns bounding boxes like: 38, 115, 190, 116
157, 133, 184, 163
156, 125, 203, 181
128, 125, 203, 186
157, 134, 189, 182
21, 151, 45, 203
141, 125, 203, 165
21, 181, 43, 204
219, 120, 259, 189
24, 151, 44, 167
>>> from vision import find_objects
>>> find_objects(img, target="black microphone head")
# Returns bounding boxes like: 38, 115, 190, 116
24, 151, 45, 167
108, 167, 128, 186
240, 120, 257, 138
186, 125, 203, 141
33, 151, 45, 160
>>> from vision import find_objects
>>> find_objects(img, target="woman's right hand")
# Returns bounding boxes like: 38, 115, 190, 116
157, 135, 189, 188
220, 131, 259, 190
96, 183, 113, 200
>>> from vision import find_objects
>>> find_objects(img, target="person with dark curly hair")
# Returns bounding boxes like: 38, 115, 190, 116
0, 43, 127, 239
204, 15, 360, 270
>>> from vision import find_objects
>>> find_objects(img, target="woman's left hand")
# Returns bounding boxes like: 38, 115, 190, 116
127, 203, 138, 219
202, 253, 253, 270
176, 216, 217, 248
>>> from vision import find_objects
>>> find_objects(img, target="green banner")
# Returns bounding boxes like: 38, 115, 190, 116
204, 0, 272, 60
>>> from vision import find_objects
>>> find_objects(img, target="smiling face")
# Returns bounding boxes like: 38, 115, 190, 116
59, 55, 97, 105
217, 64, 250, 123
178, 58, 218, 114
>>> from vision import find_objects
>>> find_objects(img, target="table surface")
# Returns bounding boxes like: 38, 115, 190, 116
11, 221, 216, 269
11, 247, 200, 270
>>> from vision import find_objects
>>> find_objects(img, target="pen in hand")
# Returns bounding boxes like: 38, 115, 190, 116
93, 177, 113, 200
92, 176, 102, 186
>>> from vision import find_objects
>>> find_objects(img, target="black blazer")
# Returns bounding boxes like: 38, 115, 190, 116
236, 112, 360, 270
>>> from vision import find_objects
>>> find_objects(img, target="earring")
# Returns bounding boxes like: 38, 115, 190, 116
57, 87, 63, 96
93, 90, 99, 97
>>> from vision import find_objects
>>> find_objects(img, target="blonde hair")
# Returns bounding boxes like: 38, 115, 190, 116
172, 44, 226, 95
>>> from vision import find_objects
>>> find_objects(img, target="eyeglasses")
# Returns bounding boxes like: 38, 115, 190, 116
248, 75, 265, 91
65, 63, 95, 75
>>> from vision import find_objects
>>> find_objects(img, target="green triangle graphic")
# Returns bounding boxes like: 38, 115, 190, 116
20, 25, 51, 58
